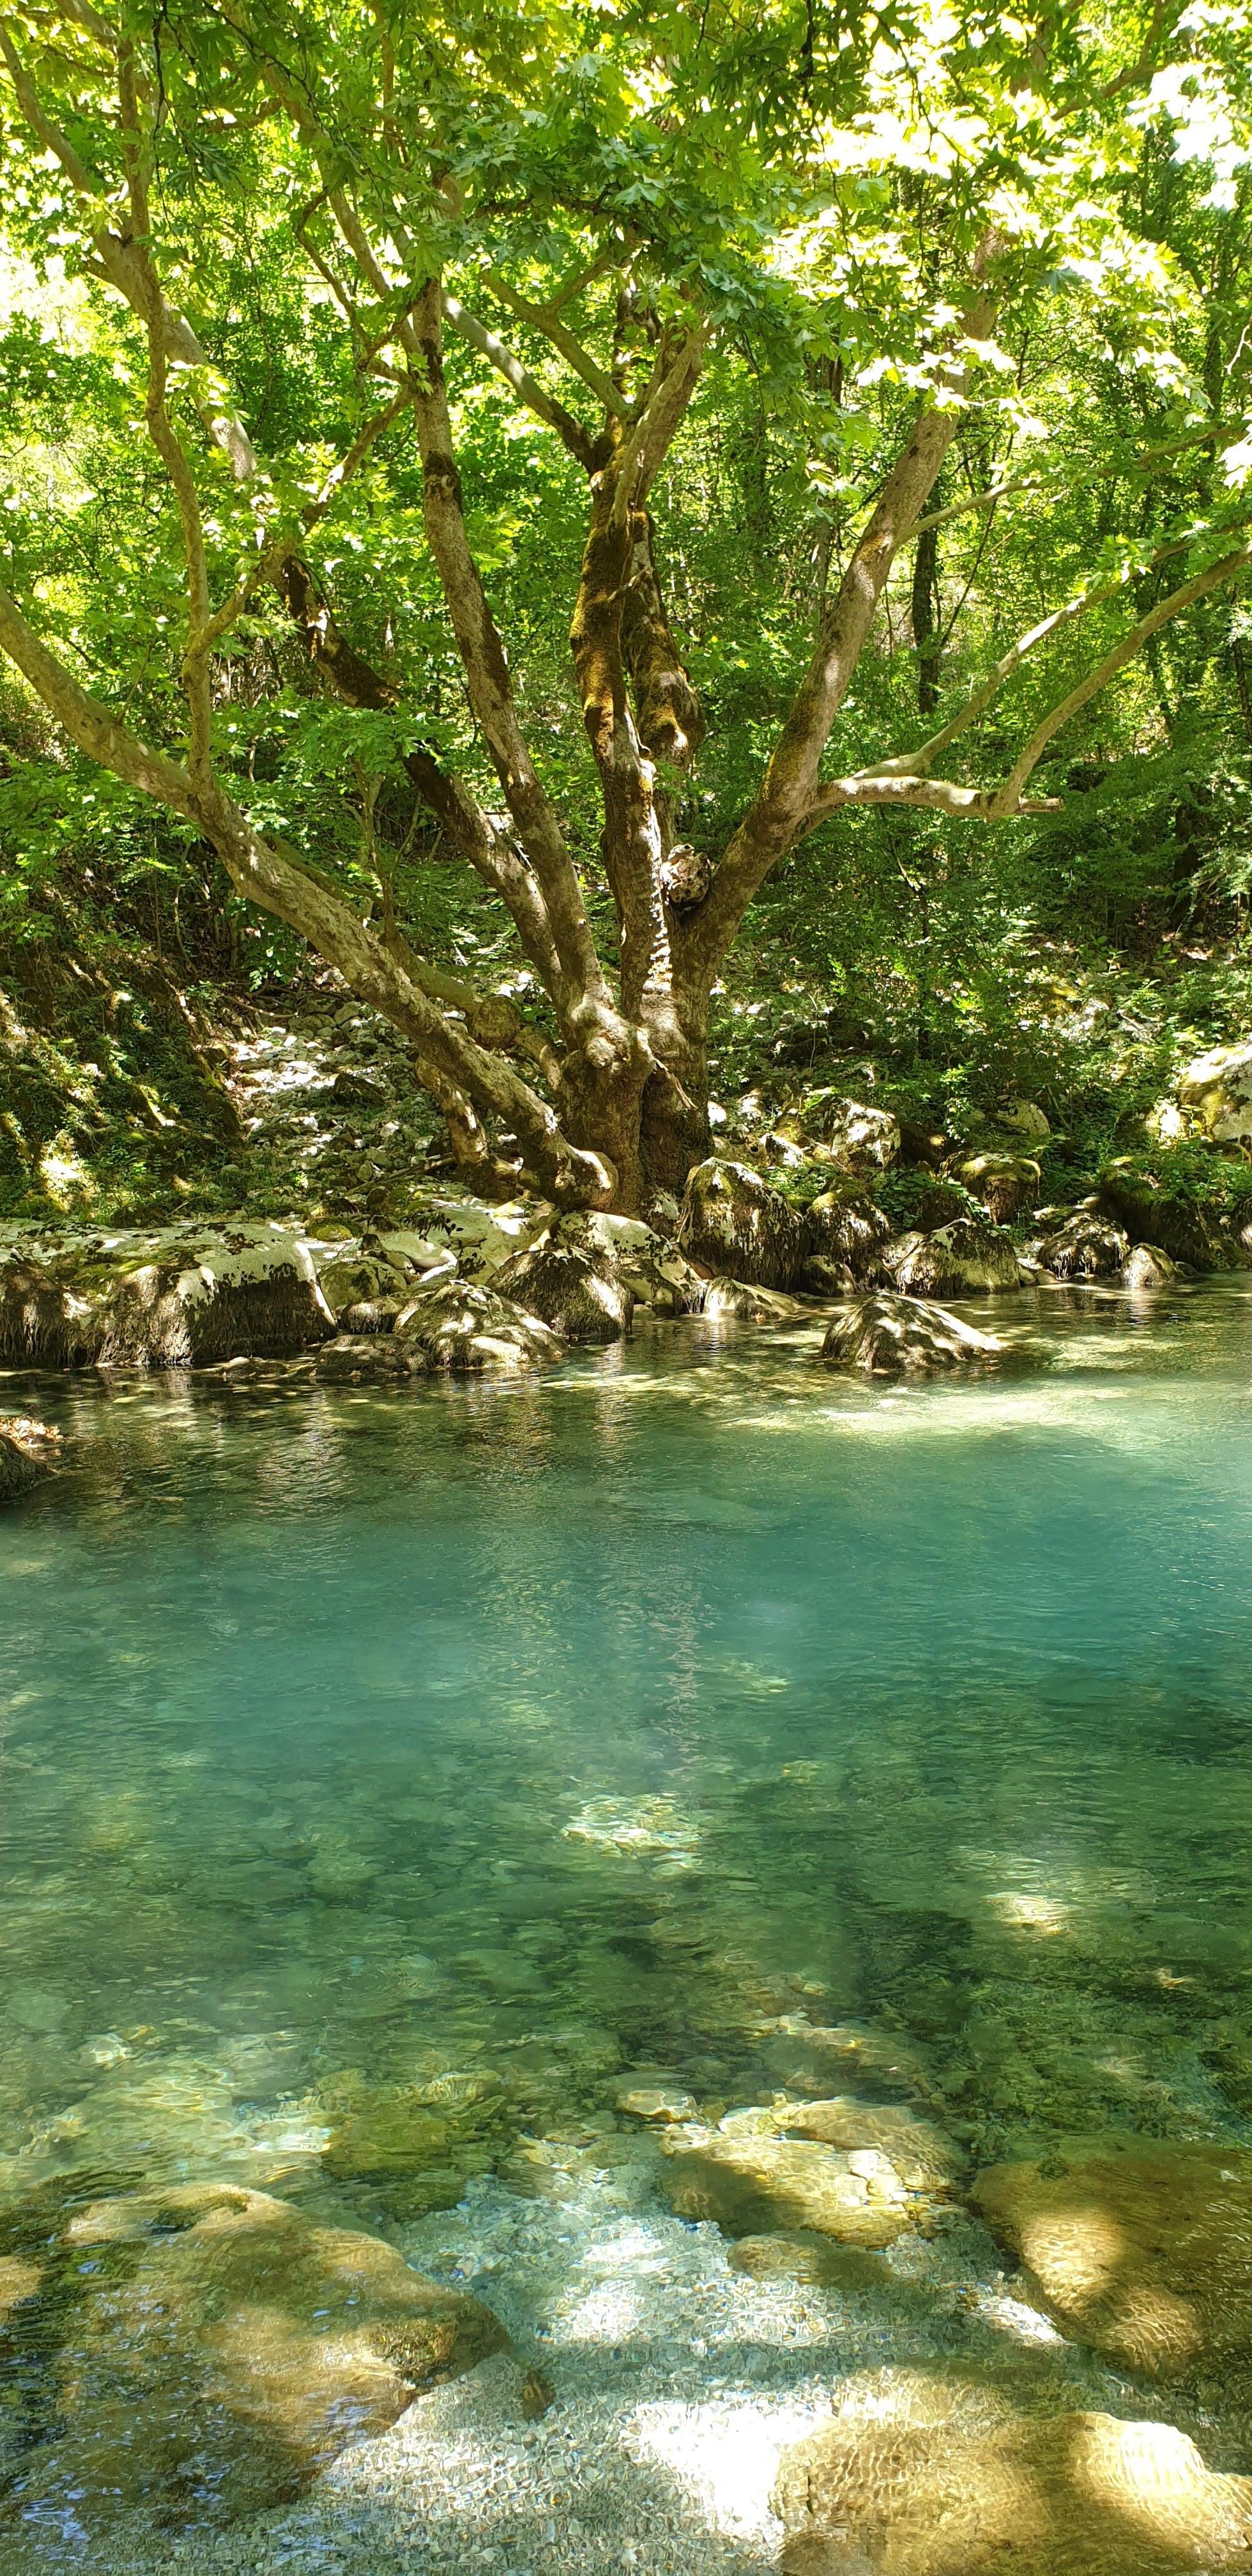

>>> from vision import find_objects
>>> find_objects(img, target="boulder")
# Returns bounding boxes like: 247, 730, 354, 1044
800, 1190, 893, 1291
492, 1238, 633, 1342
337, 1296, 406, 1333
822, 1293, 1002, 1376
558, 1211, 704, 1314
394, 1278, 561, 1372
415, 1192, 548, 1280
659, 2130, 922, 2247
1124, 1243, 1180, 1292
0, 2181, 506, 2529
314, 1250, 411, 1322
996, 1096, 1052, 1142
772, 2366, 1252, 2575
761, 1128, 811, 1172
807, 1095, 901, 1174
955, 1151, 1042, 1225
1177, 1038, 1252, 1146
703, 1275, 804, 1321
0, 1413, 60, 1503
973, 2139, 1252, 2379
678, 1158, 807, 1288
885, 1215, 1021, 1295
1037, 1209, 1129, 1281
0, 1222, 335, 1368
1099, 1165, 1228, 1271
314, 1333, 429, 1384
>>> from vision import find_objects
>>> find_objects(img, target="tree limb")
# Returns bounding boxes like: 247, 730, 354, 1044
800, 774, 1062, 827
0, 578, 611, 1204
478, 266, 628, 420
989, 540, 1252, 815
441, 291, 595, 466
912, 420, 1241, 536
688, 326, 988, 971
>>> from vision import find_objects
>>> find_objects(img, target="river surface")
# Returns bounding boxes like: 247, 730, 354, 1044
3, 1280, 1252, 2557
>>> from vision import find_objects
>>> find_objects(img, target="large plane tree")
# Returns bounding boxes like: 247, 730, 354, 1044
1, 0, 1250, 1209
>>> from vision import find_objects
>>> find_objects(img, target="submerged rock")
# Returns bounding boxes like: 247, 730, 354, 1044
885, 1215, 1021, 1294
0, 1413, 59, 1503
783, 2097, 963, 2191
822, 1292, 1002, 1375
1037, 1208, 1129, 1280
658, 2129, 922, 2246
393, 1278, 560, 1372
973, 2139, 1252, 2379
314, 1331, 429, 1383
678, 1157, 806, 1288
772, 2365, 1252, 2574
729, 2231, 890, 2292
0, 2181, 506, 2529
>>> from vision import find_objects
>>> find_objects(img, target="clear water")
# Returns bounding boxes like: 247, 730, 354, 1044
3, 1280, 1252, 2237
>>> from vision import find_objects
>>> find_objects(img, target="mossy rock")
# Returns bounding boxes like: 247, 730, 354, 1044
774, 2364, 1252, 2573
0, 2181, 506, 2529
973, 2139, 1252, 2378
677, 1158, 807, 1289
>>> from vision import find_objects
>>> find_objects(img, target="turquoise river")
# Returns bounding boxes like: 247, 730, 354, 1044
3, 1278, 1252, 2570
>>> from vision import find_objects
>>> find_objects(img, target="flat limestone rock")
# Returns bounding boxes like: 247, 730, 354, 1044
773, 2366, 1252, 2573
658, 2131, 919, 2246
0, 1222, 335, 1368
0, 2182, 506, 2529
973, 2140, 1252, 2378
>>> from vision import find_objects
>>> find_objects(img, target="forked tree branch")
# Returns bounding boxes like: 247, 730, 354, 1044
798, 537, 1252, 832
440, 291, 595, 465
988, 539, 1252, 815
479, 266, 629, 420
0, 577, 611, 1202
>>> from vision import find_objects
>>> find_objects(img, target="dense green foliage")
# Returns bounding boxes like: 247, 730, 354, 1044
1, 0, 1251, 1216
